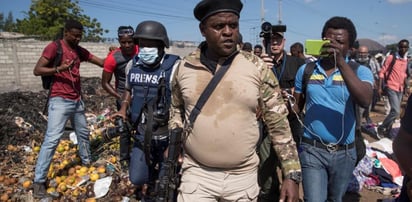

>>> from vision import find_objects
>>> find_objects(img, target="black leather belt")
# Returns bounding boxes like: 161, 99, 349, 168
301, 136, 355, 152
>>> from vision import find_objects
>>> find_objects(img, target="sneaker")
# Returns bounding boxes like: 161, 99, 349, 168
32, 182, 47, 198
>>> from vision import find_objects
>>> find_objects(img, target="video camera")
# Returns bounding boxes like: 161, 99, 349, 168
259, 22, 286, 56
103, 117, 130, 142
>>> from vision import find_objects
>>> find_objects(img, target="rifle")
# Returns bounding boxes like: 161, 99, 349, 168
154, 127, 183, 202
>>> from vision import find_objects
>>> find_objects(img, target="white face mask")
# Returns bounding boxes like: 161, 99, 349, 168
138, 47, 158, 65
357, 55, 369, 63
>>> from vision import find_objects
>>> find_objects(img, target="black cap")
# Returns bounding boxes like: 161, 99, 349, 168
272, 24, 287, 38
194, 0, 243, 22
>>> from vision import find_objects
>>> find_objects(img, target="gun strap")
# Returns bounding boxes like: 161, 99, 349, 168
144, 100, 154, 165
187, 52, 238, 126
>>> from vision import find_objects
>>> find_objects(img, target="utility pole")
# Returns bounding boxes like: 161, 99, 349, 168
278, 0, 282, 25
261, 0, 265, 24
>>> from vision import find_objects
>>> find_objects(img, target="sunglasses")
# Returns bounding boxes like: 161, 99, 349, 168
118, 29, 134, 37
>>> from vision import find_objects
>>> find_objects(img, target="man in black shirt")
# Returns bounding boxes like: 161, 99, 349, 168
259, 25, 305, 202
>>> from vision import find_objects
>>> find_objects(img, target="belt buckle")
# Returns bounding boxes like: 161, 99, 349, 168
326, 144, 338, 152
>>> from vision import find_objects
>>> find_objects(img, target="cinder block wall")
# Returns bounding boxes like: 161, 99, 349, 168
0, 39, 196, 92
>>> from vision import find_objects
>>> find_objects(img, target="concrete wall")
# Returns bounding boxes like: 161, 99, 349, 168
0, 39, 196, 92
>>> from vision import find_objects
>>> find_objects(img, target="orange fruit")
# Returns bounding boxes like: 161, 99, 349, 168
109, 156, 117, 164
97, 166, 106, 174
65, 176, 75, 185
22, 180, 32, 188
72, 189, 80, 197
57, 182, 67, 193
90, 173, 99, 182
88, 166, 96, 173
46, 187, 56, 193
56, 145, 65, 153
80, 166, 88, 173
64, 145, 70, 151
60, 175, 67, 181
55, 176, 62, 184
7, 144, 17, 152
85, 198, 96, 202
0, 193, 9, 201
33, 146, 41, 153
62, 159, 69, 166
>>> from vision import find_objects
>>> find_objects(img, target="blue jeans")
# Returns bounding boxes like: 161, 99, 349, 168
129, 134, 168, 185
34, 97, 91, 183
299, 142, 357, 202
380, 88, 403, 131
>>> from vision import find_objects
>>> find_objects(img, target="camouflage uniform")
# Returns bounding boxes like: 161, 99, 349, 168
169, 45, 301, 198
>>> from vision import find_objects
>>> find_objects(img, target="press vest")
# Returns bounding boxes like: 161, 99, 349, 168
127, 54, 179, 135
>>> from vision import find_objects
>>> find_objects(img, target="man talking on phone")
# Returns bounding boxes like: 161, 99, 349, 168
292, 16, 373, 202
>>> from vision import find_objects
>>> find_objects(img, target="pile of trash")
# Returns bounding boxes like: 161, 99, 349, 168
0, 77, 139, 201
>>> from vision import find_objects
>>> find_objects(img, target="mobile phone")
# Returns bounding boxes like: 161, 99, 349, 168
305, 39, 330, 56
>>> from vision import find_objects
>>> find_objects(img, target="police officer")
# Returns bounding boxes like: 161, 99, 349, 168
112, 20, 180, 200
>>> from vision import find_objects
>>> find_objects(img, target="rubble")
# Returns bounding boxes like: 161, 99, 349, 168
0, 77, 139, 201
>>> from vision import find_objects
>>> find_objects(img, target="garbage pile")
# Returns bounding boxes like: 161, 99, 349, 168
0, 77, 139, 201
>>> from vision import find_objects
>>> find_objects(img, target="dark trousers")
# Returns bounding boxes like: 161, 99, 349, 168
258, 134, 280, 202
129, 137, 168, 186
257, 114, 302, 201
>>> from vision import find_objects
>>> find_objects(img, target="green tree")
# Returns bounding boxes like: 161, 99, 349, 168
15, 0, 108, 42
0, 13, 4, 31
5, 12, 16, 32
0, 12, 17, 32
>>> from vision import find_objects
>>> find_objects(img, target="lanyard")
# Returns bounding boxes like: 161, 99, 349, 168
272, 52, 287, 82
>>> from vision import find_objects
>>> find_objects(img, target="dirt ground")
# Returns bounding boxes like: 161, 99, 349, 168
0, 77, 408, 201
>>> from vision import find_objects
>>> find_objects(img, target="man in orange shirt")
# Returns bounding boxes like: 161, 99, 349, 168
378, 39, 410, 137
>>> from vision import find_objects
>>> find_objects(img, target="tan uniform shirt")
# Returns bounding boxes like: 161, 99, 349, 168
169, 49, 301, 176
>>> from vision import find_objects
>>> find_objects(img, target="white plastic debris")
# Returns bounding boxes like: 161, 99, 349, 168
122, 196, 130, 202
93, 176, 112, 199
69, 132, 78, 145
23, 145, 32, 153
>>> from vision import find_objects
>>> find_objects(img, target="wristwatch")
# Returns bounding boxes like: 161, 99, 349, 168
285, 171, 302, 184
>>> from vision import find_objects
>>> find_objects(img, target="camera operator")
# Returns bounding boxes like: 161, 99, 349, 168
102, 116, 130, 143
258, 23, 305, 202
